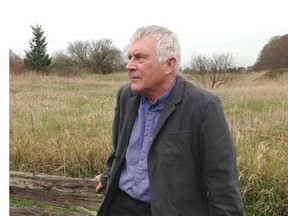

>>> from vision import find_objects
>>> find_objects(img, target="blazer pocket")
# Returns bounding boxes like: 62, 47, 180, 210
162, 130, 194, 167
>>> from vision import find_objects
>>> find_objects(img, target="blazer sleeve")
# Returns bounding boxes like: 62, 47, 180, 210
200, 96, 244, 215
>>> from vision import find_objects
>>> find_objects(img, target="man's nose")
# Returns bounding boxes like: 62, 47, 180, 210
126, 59, 137, 71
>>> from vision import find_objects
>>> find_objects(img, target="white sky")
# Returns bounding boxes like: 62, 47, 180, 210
5, 0, 288, 68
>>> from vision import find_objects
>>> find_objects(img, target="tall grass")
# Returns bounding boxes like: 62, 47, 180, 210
215, 72, 288, 215
10, 73, 126, 177
10, 71, 288, 215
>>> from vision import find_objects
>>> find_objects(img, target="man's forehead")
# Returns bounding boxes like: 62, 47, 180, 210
128, 36, 156, 54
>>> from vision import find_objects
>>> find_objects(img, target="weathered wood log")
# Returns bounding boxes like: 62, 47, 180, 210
10, 171, 104, 209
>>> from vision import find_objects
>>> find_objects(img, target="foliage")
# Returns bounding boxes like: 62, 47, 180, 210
50, 51, 76, 76
9, 49, 27, 74
260, 68, 288, 80
187, 51, 239, 89
67, 40, 90, 67
88, 39, 125, 74
24, 24, 52, 73
66, 39, 125, 74
253, 34, 288, 71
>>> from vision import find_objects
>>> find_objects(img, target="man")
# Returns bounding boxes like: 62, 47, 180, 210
95, 25, 243, 216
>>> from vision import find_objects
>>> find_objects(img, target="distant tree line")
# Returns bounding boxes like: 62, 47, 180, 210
10, 24, 126, 75
50, 39, 126, 75
9, 24, 288, 87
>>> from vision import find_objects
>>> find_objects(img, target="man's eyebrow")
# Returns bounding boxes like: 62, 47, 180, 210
128, 52, 145, 57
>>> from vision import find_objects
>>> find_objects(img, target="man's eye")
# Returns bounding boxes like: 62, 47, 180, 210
136, 55, 145, 62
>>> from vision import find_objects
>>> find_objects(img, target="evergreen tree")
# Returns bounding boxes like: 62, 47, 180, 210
24, 24, 52, 73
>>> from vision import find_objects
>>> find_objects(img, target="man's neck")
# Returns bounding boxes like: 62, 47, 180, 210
144, 76, 176, 104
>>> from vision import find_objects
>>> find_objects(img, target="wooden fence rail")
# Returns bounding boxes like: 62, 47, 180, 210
10, 171, 104, 215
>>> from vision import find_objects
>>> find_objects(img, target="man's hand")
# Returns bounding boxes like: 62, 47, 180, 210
95, 174, 104, 193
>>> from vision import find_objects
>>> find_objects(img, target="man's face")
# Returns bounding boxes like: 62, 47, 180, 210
126, 35, 169, 99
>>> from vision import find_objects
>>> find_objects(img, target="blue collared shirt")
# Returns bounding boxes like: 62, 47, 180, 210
119, 79, 176, 203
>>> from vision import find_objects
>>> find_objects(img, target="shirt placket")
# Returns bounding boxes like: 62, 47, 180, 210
132, 105, 154, 197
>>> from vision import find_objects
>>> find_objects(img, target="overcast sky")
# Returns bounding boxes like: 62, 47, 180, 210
5, 0, 287, 68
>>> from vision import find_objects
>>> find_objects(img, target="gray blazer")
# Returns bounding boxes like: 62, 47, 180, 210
97, 76, 243, 216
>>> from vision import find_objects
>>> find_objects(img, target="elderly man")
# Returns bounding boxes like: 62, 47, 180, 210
95, 25, 243, 216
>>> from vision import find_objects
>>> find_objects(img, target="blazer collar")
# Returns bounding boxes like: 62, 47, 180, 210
167, 75, 185, 105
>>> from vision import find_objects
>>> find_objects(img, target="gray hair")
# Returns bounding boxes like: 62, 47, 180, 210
129, 25, 181, 75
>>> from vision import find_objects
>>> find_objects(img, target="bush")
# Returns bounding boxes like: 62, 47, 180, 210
261, 68, 288, 80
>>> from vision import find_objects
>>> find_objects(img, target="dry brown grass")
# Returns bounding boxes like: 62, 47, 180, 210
10, 71, 288, 215
10, 72, 126, 177
213, 71, 288, 215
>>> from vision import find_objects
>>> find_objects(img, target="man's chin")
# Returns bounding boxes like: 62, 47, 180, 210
130, 85, 141, 93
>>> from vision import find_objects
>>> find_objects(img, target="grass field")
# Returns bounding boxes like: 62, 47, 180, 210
10, 71, 288, 215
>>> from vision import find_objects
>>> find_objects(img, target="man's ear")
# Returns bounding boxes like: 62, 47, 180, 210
165, 57, 177, 75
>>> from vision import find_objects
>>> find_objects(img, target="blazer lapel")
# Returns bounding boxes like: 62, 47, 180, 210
114, 90, 140, 161
152, 76, 184, 143
126, 92, 141, 144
